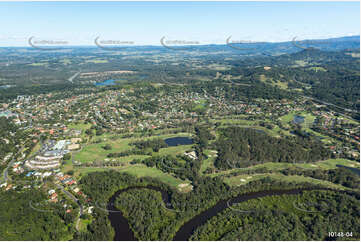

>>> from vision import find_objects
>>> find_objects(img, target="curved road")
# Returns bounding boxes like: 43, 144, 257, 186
2, 146, 25, 183
55, 183, 83, 231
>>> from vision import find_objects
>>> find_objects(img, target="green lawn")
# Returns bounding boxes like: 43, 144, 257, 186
75, 164, 186, 188
208, 159, 359, 178
78, 218, 92, 232
158, 144, 193, 156
316, 158, 360, 169
280, 111, 316, 128
224, 173, 350, 190
73, 132, 193, 163
200, 150, 217, 173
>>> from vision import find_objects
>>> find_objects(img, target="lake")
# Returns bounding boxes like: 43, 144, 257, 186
164, 137, 194, 147
95, 79, 116, 86
293, 115, 305, 124
336, 164, 360, 176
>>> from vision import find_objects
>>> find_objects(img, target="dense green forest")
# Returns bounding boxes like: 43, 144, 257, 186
214, 127, 331, 169
1, 44, 358, 112
0, 190, 75, 240
0, 117, 19, 160
77, 170, 341, 240
0, 38, 359, 241
190, 190, 360, 241
115, 188, 177, 240
225, 49, 360, 111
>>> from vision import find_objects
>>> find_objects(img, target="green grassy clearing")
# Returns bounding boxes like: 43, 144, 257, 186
85, 59, 108, 63
78, 218, 92, 232
73, 132, 193, 163
75, 164, 186, 188
224, 173, 349, 190
308, 66, 327, 72
200, 150, 217, 173
158, 144, 193, 156
207, 159, 359, 178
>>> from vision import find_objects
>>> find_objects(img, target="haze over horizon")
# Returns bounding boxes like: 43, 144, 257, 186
0, 1, 360, 47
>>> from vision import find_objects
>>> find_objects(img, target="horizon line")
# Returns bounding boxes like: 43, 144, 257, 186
0, 35, 359, 48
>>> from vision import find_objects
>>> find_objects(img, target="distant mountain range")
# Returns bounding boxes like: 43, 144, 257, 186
0, 35, 359, 57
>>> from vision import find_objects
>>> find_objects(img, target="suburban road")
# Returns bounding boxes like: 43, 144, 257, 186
68, 71, 80, 83
303, 95, 359, 114
293, 78, 359, 115
55, 183, 83, 231
1, 146, 25, 183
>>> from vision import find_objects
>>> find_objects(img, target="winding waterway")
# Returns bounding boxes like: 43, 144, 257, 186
107, 186, 330, 241
107, 185, 171, 241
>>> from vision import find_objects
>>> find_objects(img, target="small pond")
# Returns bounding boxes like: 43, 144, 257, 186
164, 137, 194, 147
293, 115, 305, 124
95, 79, 116, 86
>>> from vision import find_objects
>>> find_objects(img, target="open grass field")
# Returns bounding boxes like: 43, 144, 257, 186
223, 173, 350, 190
259, 74, 289, 90
158, 144, 193, 156
278, 111, 335, 142
74, 164, 187, 188
73, 132, 193, 163
211, 115, 288, 138
280, 111, 316, 127
200, 149, 217, 173
85, 59, 109, 63
316, 158, 360, 169
78, 218, 92, 232
207, 159, 359, 178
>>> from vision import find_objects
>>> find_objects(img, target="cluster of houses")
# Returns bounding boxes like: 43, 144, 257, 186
25, 140, 68, 170
48, 189, 59, 203
56, 172, 77, 186
12, 161, 24, 174
47, 189, 74, 214
24, 138, 81, 170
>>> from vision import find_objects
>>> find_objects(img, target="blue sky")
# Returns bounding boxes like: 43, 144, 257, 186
0, 1, 359, 46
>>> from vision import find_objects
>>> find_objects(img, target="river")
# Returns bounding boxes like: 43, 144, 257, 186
107, 186, 331, 241
107, 185, 172, 241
